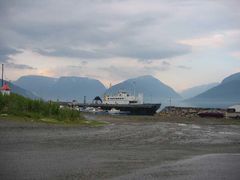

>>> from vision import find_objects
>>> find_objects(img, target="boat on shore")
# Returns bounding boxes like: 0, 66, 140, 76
108, 108, 130, 115
103, 91, 144, 105
67, 91, 161, 115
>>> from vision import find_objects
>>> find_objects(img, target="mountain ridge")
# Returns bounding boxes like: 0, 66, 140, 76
1, 79, 39, 99
14, 75, 106, 102
181, 82, 219, 99
187, 72, 240, 107
105, 75, 181, 103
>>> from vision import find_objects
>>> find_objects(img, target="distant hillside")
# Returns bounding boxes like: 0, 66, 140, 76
14, 75, 106, 102
222, 72, 240, 84
105, 75, 181, 103
14, 75, 56, 100
1, 80, 38, 99
187, 72, 240, 107
181, 82, 219, 99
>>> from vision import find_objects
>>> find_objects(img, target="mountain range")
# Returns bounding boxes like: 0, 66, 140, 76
0, 80, 38, 99
180, 82, 219, 99
14, 76, 106, 102
8, 72, 240, 107
13, 75, 181, 103
187, 72, 240, 107
105, 75, 181, 103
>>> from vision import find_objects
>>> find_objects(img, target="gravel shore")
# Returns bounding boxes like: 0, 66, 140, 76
0, 116, 240, 180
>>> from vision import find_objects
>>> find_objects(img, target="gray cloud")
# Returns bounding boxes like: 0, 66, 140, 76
177, 65, 191, 70
100, 66, 139, 80
0, 0, 190, 61
0, 0, 239, 62
37, 48, 110, 59
81, 61, 88, 65
5, 62, 36, 70
110, 42, 190, 60
162, 61, 171, 66
0, 45, 21, 62
100, 62, 171, 80
0, 44, 35, 70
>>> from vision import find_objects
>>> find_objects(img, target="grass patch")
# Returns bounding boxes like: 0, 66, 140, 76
0, 93, 107, 126
0, 114, 107, 127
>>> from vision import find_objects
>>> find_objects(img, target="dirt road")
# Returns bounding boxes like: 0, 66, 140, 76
0, 116, 240, 179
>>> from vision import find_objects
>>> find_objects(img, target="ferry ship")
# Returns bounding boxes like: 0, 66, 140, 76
61, 91, 161, 115
92, 91, 161, 115
103, 91, 143, 105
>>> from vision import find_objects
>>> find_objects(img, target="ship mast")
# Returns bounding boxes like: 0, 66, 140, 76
1, 64, 3, 87
133, 81, 136, 97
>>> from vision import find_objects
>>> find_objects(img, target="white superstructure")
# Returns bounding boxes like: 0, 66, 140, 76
103, 91, 143, 105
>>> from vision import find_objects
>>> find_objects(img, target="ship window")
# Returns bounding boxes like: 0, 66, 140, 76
129, 101, 137, 103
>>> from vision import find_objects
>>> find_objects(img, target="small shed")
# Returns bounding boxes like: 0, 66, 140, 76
1, 83, 11, 95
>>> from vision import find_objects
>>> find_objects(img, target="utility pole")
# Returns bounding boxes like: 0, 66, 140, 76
133, 81, 136, 97
1, 64, 4, 87
169, 97, 172, 107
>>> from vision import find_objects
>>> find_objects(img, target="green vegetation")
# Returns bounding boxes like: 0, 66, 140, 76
0, 93, 105, 126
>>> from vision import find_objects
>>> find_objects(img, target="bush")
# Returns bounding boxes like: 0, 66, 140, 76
0, 93, 83, 121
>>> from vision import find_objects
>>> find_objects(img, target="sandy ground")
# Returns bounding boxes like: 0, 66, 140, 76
0, 115, 240, 180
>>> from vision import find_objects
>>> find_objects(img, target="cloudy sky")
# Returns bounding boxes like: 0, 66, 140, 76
0, 0, 240, 91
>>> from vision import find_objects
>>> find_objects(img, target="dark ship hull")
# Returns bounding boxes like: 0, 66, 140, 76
80, 103, 161, 115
